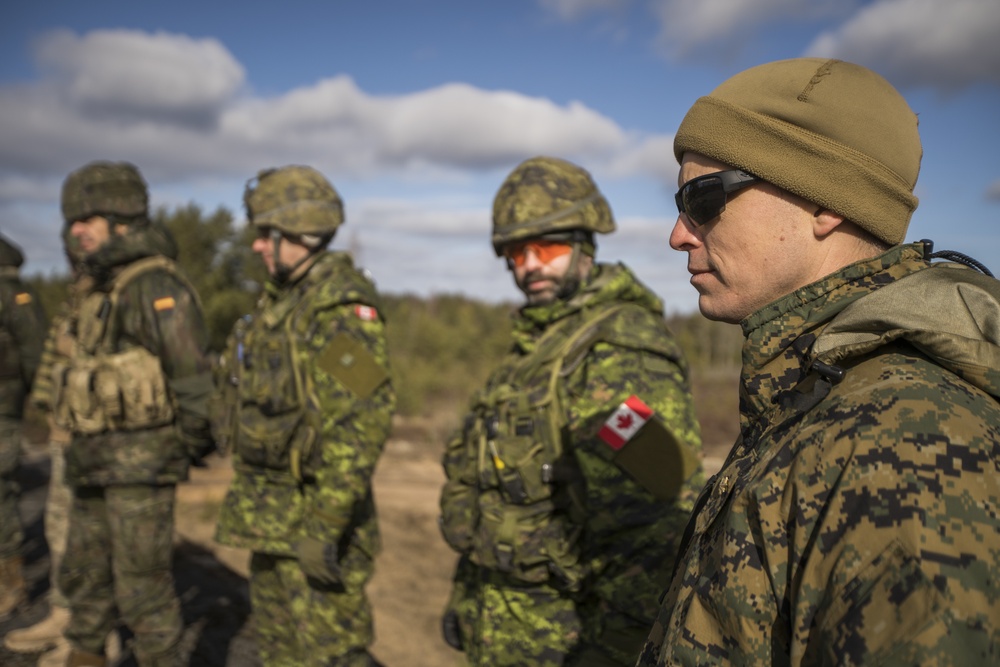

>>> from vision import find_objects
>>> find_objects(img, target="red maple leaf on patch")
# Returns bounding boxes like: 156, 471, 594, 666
616, 413, 634, 430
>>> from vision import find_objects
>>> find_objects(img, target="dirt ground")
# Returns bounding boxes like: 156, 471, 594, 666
1, 382, 737, 667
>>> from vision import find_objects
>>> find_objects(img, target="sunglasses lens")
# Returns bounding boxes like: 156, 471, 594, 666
682, 176, 727, 226
506, 240, 573, 266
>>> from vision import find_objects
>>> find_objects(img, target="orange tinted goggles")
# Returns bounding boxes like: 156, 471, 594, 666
503, 240, 573, 267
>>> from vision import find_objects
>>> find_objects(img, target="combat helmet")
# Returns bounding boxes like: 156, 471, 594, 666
0, 233, 24, 268
492, 156, 614, 255
61, 161, 149, 224
244, 165, 344, 238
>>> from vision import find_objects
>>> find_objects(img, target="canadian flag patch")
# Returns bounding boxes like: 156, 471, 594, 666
355, 305, 377, 321
598, 395, 654, 451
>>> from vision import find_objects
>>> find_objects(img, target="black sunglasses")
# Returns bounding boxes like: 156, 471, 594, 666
674, 169, 760, 226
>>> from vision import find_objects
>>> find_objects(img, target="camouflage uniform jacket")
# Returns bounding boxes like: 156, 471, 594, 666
638, 243, 1000, 666
0, 267, 46, 418
442, 262, 704, 638
213, 251, 395, 575
57, 224, 214, 486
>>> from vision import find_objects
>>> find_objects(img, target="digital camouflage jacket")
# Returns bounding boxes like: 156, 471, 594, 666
213, 251, 395, 584
441, 262, 704, 664
638, 243, 1000, 666
57, 223, 214, 486
0, 266, 46, 419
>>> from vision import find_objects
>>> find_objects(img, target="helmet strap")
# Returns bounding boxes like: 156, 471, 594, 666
555, 230, 593, 300
271, 228, 322, 284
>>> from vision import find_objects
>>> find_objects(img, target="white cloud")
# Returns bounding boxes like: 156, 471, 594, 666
0, 29, 671, 189
539, 0, 629, 21
805, 0, 1000, 90
35, 29, 245, 129
649, 0, 849, 58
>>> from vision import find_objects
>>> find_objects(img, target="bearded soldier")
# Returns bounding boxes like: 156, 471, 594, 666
212, 165, 395, 667
0, 233, 47, 622
439, 156, 704, 666
52, 161, 214, 667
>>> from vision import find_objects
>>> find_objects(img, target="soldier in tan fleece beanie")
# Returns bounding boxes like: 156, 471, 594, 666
640, 58, 1000, 667
667, 57, 924, 323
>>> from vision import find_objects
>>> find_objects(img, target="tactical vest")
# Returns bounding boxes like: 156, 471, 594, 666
50, 256, 186, 435
448, 302, 629, 591
211, 263, 373, 484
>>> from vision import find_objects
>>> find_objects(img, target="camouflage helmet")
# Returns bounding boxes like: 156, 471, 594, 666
0, 233, 24, 268
61, 161, 149, 224
491, 156, 615, 255
244, 165, 344, 237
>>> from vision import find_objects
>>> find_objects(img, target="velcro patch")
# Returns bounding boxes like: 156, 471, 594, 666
598, 395, 654, 450
355, 305, 378, 321
153, 296, 176, 311
317, 332, 388, 399
15, 292, 32, 305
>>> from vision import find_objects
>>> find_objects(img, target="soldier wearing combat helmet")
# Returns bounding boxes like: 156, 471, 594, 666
0, 233, 46, 624
439, 156, 704, 666
211, 165, 395, 666
50, 160, 214, 667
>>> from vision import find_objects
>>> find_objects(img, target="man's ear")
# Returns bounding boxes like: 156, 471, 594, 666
812, 208, 845, 240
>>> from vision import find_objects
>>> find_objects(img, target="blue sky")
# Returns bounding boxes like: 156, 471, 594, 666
2, 0, 998, 313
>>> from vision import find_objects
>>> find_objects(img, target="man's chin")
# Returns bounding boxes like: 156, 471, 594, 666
523, 289, 558, 306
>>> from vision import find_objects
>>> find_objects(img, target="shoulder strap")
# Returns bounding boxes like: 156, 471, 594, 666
100, 255, 200, 350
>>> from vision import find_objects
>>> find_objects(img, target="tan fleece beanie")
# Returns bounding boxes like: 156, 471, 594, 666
674, 58, 922, 245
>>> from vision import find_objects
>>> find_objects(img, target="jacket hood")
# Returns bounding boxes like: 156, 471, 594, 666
83, 220, 178, 280
812, 262, 1000, 400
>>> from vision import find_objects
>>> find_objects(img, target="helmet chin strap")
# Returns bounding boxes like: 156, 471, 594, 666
271, 229, 319, 284
555, 241, 584, 301
555, 230, 593, 301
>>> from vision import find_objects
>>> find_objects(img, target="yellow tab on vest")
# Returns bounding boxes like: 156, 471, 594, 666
15, 292, 31, 305
153, 296, 176, 311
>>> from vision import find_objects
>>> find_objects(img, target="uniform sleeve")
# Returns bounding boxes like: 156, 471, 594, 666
6, 282, 47, 389
563, 335, 705, 625
27, 309, 67, 411
440, 406, 481, 554
299, 302, 395, 545
117, 269, 215, 453
781, 370, 1000, 665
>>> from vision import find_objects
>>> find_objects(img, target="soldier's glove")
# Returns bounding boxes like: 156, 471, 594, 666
441, 609, 463, 651
296, 537, 342, 586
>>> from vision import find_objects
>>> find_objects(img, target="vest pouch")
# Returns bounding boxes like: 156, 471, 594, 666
236, 334, 306, 472
101, 346, 175, 430
471, 497, 586, 590
64, 360, 108, 435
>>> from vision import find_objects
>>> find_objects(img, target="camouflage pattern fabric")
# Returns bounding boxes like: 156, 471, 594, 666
0, 421, 23, 560
55, 222, 211, 664
638, 243, 1000, 666
0, 265, 46, 419
250, 552, 381, 666
213, 250, 395, 665
441, 263, 704, 666
31, 304, 80, 608
60, 483, 183, 665
0, 263, 46, 560
60, 223, 214, 486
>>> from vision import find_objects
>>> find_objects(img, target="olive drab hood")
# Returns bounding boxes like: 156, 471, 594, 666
811, 256, 1000, 401
82, 220, 178, 282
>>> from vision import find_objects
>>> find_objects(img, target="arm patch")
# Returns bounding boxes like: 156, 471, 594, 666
316, 332, 388, 399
